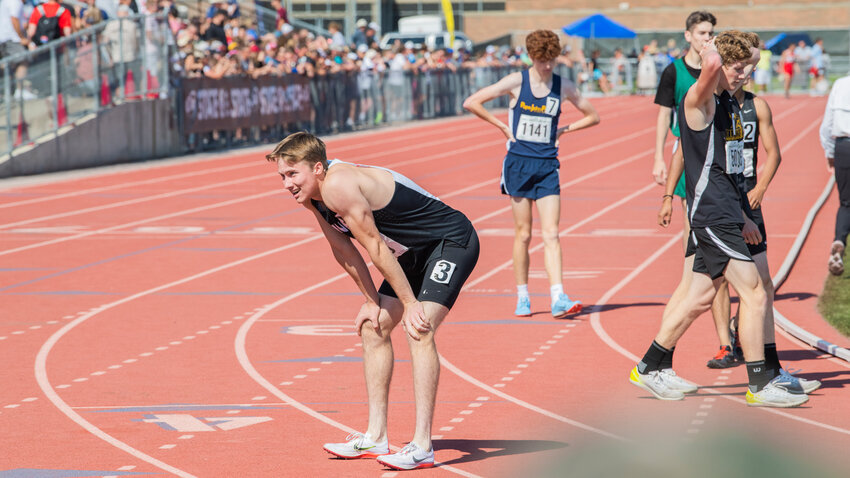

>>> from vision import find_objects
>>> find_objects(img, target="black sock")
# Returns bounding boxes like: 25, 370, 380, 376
764, 343, 781, 377
659, 346, 675, 370
746, 360, 773, 392
638, 341, 669, 374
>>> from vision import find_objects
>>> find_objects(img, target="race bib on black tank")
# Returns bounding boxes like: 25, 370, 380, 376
725, 140, 744, 175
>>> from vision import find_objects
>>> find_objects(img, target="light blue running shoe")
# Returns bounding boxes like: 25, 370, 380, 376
551, 293, 581, 318
515, 297, 531, 317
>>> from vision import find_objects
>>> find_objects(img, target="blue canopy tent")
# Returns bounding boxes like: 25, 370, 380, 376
765, 32, 813, 55
562, 13, 637, 55
562, 13, 637, 39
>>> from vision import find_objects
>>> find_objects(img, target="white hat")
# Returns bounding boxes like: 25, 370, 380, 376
357, 43, 368, 53
485, 45, 496, 54
280, 23, 294, 35
356, 18, 368, 28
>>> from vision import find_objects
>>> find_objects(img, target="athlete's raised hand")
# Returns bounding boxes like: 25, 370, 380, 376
355, 300, 382, 336
401, 300, 431, 341
742, 217, 763, 245
658, 197, 673, 227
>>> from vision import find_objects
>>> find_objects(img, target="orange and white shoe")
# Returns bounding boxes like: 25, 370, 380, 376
377, 442, 434, 470
323, 432, 389, 459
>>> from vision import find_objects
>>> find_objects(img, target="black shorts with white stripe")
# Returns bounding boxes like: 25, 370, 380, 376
685, 216, 767, 258
691, 224, 754, 279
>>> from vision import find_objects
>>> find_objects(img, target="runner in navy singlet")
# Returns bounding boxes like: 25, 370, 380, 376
631, 31, 808, 408
266, 132, 479, 470
463, 29, 599, 319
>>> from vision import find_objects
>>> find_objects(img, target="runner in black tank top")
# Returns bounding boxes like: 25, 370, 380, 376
632, 31, 808, 408
705, 86, 819, 391
267, 132, 481, 469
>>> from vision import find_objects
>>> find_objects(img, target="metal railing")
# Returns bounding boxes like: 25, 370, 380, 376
0, 11, 175, 158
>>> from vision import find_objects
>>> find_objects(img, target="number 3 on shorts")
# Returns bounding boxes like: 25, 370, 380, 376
430, 260, 456, 284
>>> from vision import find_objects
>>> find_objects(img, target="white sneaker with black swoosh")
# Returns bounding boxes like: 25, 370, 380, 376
323, 432, 389, 459
377, 442, 434, 470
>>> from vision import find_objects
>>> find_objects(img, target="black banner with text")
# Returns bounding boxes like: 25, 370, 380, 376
181, 76, 312, 133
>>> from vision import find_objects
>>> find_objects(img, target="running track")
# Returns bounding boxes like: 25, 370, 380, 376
1, 96, 848, 477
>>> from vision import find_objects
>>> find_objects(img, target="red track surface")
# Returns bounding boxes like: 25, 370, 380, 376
1, 96, 848, 477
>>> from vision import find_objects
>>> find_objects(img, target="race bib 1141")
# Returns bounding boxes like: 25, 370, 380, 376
516, 114, 551, 143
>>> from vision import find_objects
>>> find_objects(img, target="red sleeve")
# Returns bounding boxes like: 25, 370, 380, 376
59, 9, 72, 30
29, 9, 42, 26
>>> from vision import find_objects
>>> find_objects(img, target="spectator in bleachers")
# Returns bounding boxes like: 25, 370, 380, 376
27, 0, 71, 47
327, 21, 344, 49
269, 0, 287, 29
352, 18, 367, 48
78, 0, 107, 29
225, 0, 238, 19
205, 0, 223, 19
1, 0, 28, 58
202, 7, 226, 45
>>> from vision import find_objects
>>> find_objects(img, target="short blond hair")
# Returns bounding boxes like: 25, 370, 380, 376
265, 131, 328, 169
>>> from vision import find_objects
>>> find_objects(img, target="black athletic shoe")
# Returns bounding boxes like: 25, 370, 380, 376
730, 322, 744, 362
707, 345, 742, 369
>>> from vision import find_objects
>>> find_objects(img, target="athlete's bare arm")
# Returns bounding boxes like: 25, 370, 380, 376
684, 38, 722, 130
654, 106, 673, 185
462, 72, 523, 141
320, 169, 431, 340
658, 146, 685, 227
556, 80, 599, 140
309, 201, 383, 335
748, 96, 781, 209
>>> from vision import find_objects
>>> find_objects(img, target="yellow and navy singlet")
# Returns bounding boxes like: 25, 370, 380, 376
507, 69, 561, 159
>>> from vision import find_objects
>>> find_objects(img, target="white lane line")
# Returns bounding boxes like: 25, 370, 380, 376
28, 114, 654, 477
34, 236, 333, 478
0, 189, 281, 257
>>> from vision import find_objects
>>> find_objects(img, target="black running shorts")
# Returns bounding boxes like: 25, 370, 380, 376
378, 231, 480, 309
691, 224, 754, 279
686, 216, 766, 258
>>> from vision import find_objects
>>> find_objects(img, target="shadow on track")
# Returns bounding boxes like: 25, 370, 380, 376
432, 438, 568, 466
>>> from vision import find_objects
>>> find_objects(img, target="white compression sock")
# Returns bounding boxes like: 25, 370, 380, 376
517, 284, 529, 301
550, 284, 564, 304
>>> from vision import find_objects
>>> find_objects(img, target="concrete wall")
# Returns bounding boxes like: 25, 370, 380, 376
0, 99, 183, 178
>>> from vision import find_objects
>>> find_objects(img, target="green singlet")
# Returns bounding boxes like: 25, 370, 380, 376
671, 58, 699, 198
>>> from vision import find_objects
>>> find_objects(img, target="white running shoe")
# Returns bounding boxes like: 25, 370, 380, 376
780, 369, 822, 394
323, 432, 389, 459
659, 368, 699, 393
629, 366, 685, 400
828, 240, 844, 276
746, 376, 809, 408
377, 442, 434, 470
